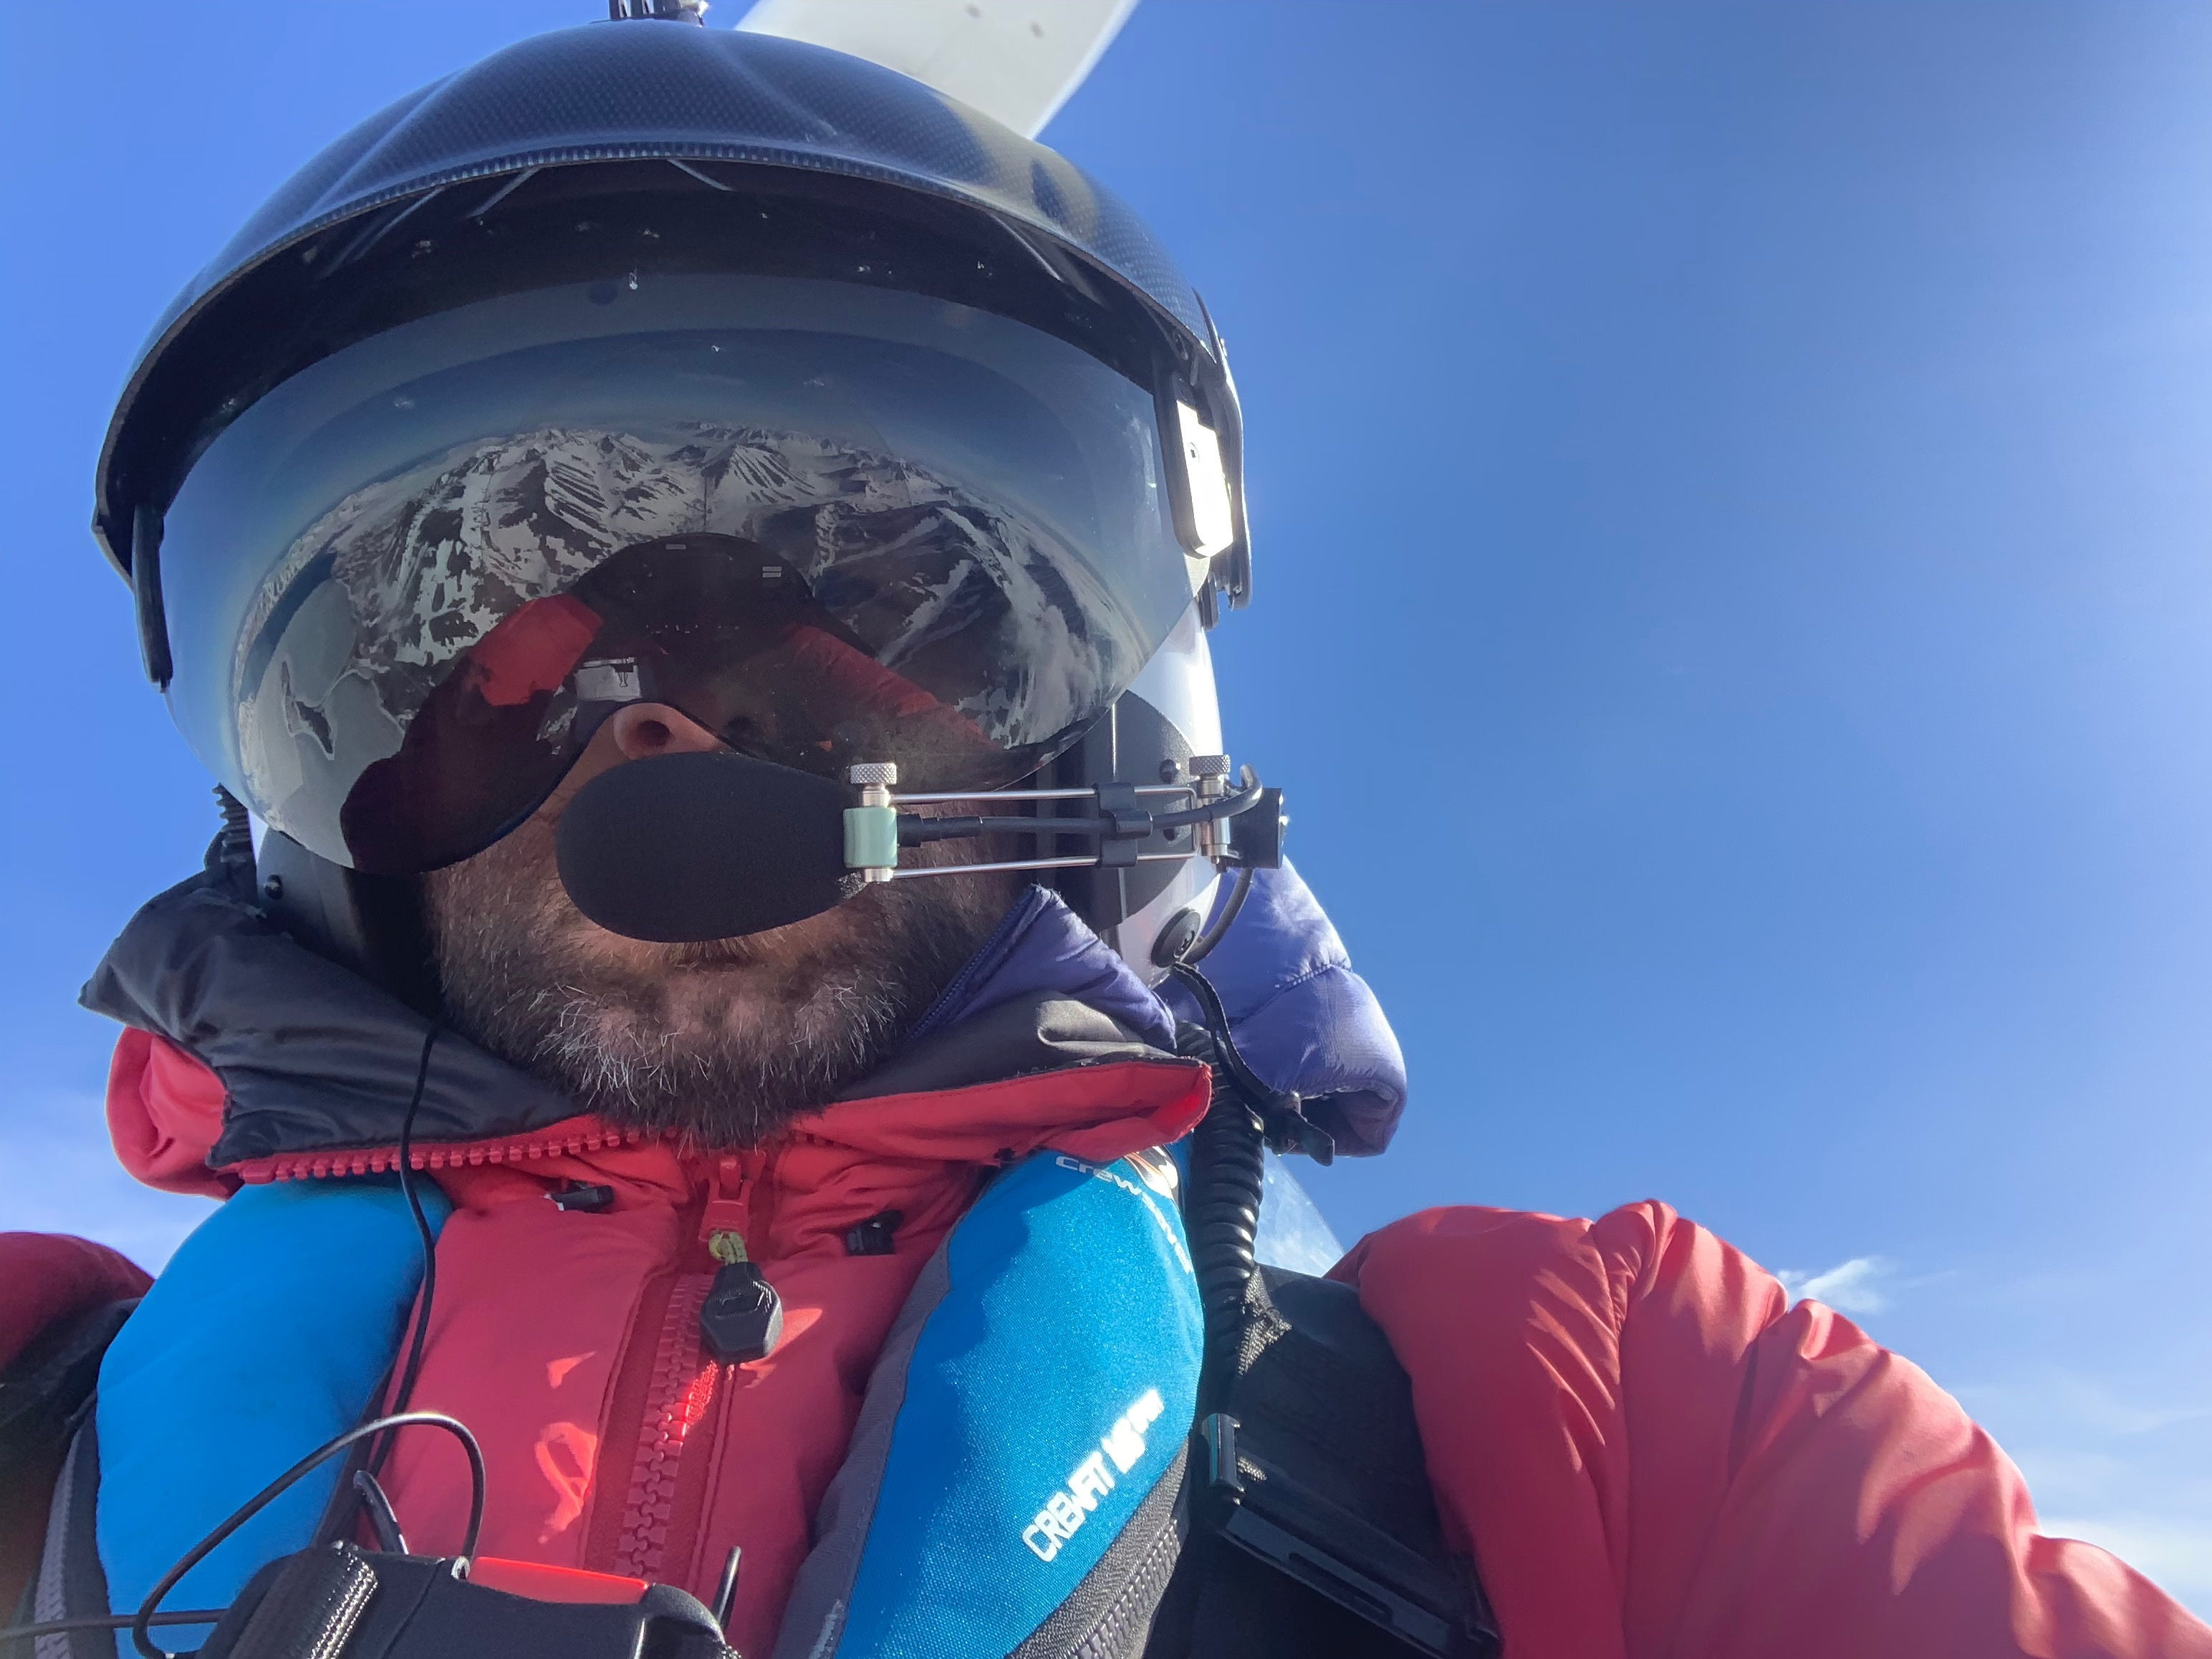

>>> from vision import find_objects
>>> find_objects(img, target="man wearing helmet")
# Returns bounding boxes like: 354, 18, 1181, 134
421, 692, 1026, 1148
3, 14, 2206, 1659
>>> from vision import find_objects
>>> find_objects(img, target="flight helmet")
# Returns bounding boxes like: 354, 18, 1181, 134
96, 10, 1256, 983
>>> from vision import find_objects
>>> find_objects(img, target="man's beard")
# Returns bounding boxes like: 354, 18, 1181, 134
423, 808, 1018, 1148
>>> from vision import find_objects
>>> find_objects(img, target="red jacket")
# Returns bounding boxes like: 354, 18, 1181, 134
1336, 1206, 2207, 1658
13, 1026, 2204, 1658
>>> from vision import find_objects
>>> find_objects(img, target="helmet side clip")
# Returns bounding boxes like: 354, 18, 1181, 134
133, 505, 172, 689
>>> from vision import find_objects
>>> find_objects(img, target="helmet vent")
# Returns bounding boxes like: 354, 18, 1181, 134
608, 0, 708, 21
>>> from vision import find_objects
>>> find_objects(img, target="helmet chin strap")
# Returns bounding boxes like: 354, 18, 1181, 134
253, 827, 443, 1017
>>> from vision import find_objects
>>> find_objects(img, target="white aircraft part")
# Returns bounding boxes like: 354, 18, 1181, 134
735, 0, 1139, 138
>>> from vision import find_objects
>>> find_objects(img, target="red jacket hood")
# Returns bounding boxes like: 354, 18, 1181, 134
89, 865, 1219, 1200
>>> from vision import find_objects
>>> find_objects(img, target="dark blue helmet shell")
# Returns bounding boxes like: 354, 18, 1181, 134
95, 20, 1243, 588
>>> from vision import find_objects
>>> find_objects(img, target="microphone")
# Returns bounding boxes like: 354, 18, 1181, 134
554, 751, 850, 942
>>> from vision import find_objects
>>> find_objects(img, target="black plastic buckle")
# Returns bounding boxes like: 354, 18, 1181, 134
1257, 1091, 1335, 1166
197, 1546, 734, 1659
1216, 1504, 1459, 1659
548, 1183, 616, 1214
1193, 1420, 1491, 1659
842, 1210, 903, 1257
1228, 786, 1287, 868
1198, 1413, 1245, 1494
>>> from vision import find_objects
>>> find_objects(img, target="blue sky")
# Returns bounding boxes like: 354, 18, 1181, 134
4, 0, 2208, 1614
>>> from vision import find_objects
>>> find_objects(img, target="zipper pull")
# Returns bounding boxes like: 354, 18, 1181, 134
701, 1228, 783, 1364
699, 1157, 782, 1364
701, 1154, 752, 1241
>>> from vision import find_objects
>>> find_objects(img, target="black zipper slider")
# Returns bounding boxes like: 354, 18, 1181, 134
701, 1231, 783, 1363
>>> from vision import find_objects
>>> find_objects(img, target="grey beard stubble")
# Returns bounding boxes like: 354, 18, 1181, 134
423, 821, 1016, 1148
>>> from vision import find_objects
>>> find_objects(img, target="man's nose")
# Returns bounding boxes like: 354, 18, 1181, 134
607, 702, 725, 761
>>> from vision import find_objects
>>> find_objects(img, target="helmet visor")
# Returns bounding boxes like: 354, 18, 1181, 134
158, 274, 1201, 872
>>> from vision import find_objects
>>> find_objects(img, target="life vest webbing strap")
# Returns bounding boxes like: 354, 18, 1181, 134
1152, 1267, 1501, 1659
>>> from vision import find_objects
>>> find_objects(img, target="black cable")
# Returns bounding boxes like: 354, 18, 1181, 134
128, 1411, 485, 1659
898, 776, 1267, 845
1166, 953, 1335, 1168
0, 1612, 229, 1650
1146, 776, 1266, 830
901, 814, 1101, 843
1184, 1067, 1265, 1413
710, 1544, 744, 1636
1153, 883, 1271, 1413
213, 787, 254, 871
352, 1469, 410, 1554
1163, 961, 1278, 1118
1179, 866, 1255, 968
368, 1024, 442, 1478
307, 1023, 443, 1549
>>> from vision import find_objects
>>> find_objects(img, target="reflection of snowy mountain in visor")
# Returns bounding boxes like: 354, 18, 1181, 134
236, 423, 1144, 873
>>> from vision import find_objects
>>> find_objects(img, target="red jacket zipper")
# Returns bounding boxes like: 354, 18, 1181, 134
609, 1271, 722, 1581
241, 1122, 643, 1183
606, 1150, 769, 1588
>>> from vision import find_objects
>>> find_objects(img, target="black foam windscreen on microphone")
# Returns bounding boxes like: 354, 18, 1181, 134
554, 751, 852, 942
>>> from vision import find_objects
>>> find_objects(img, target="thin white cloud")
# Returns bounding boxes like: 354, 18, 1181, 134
1963, 1373, 2212, 1442
1775, 1254, 1894, 1315
1956, 1370, 2212, 1618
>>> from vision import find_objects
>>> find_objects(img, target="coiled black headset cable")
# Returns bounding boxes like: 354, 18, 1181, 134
1160, 867, 1333, 1411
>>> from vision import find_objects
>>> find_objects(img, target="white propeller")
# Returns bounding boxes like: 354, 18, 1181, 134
734, 0, 1139, 137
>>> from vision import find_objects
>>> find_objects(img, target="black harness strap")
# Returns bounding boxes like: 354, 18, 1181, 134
1150, 1005, 1501, 1659
1142, 1266, 1499, 1659
10, 1418, 120, 1658
4, 1299, 135, 1659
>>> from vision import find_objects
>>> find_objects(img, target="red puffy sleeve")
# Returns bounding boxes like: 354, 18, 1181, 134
0, 1233, 152, 1373
1332, 1201, 2210, 1659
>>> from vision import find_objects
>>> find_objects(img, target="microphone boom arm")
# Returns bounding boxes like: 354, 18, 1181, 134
842, 756, 1281, 884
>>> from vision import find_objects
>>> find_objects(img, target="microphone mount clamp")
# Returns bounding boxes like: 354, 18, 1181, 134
842, 756, 1282, 885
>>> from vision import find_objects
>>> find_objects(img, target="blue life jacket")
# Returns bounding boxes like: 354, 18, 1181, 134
87, 1145, 1200, 1659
